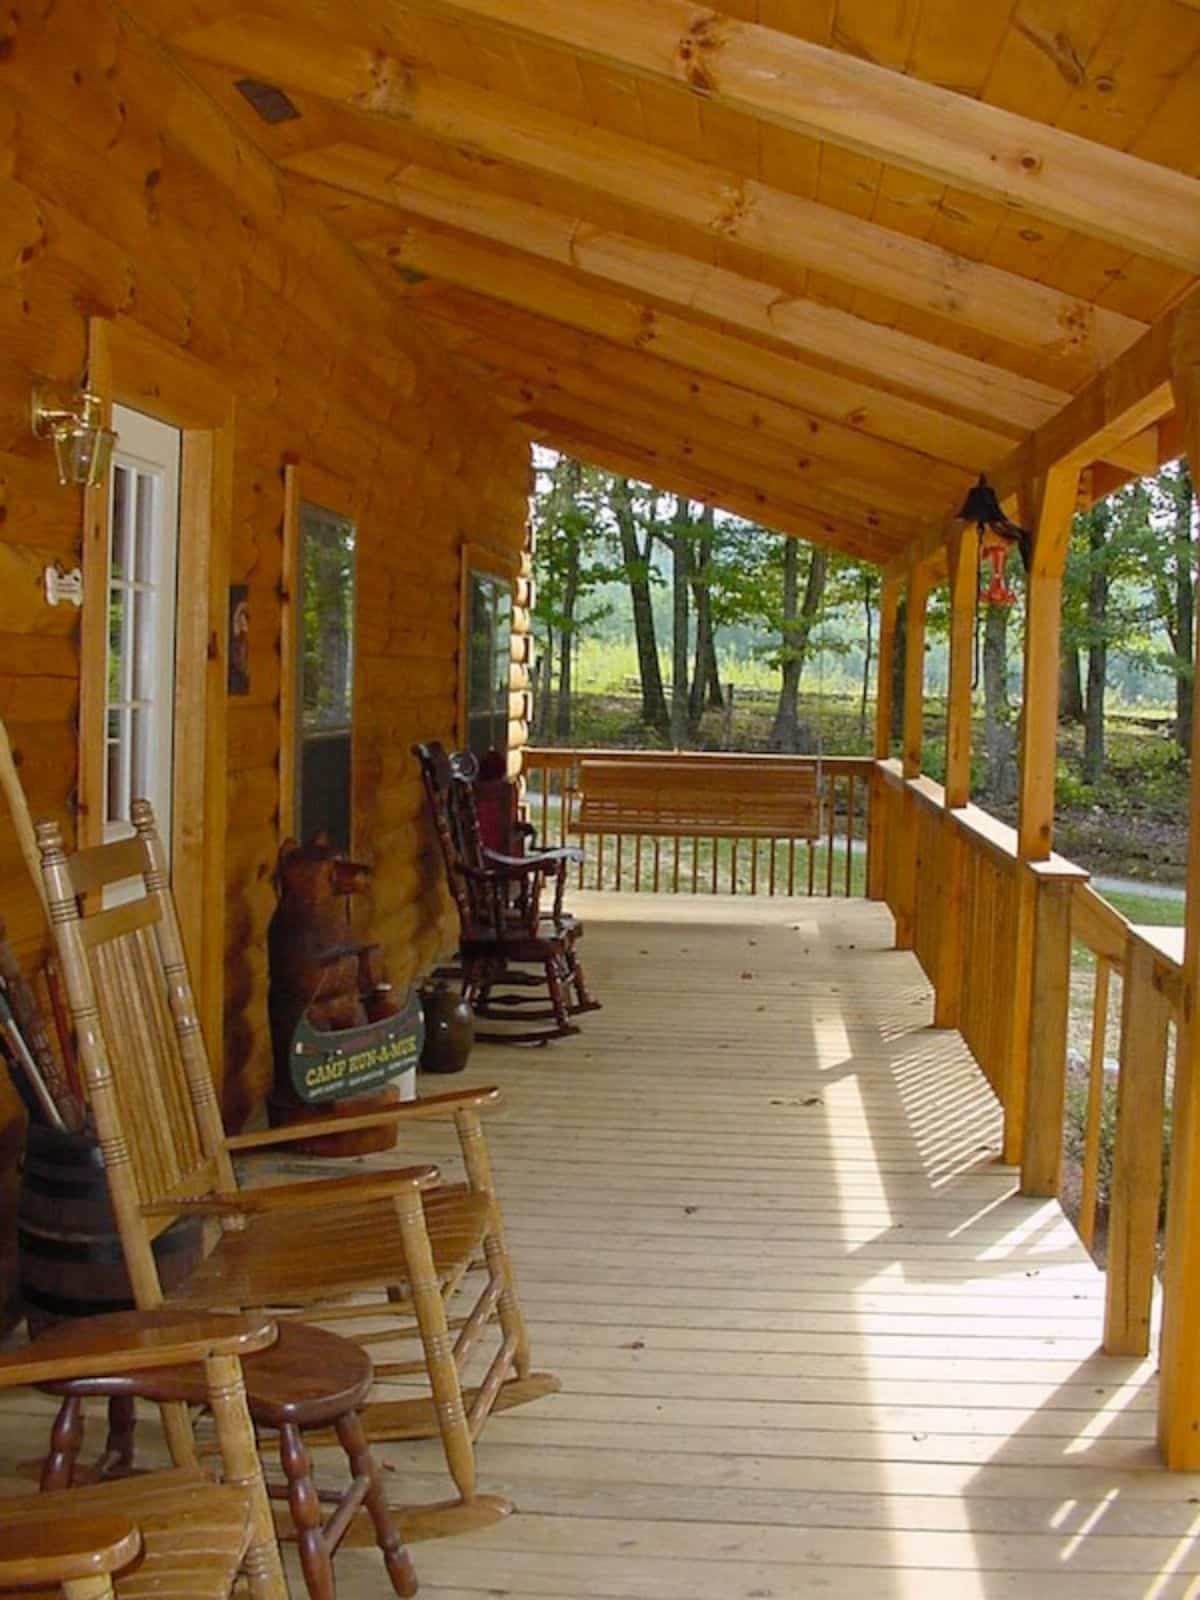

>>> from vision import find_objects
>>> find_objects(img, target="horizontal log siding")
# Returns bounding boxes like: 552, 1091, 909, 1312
0, 0, 528, 1322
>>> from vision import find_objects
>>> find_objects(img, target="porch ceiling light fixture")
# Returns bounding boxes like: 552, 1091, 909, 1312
956, 472, 1033, 572
31, 385, 117, 488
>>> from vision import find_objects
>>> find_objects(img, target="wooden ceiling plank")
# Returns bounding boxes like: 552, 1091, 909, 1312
487, 367, 945, 521
501, 380, 923, 534
516, 410, 901, 561
286, 148, 1069, 431
170, 14, 1146, 366
383, 0, 1200, 270
344, 209, 1018, 469
416, 285, 969, 499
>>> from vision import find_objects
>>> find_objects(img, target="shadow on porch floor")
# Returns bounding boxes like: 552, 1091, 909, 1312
3, 893, 1197, 1598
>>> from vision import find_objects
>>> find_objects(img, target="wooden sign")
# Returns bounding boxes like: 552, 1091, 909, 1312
288, 990, 423, 1105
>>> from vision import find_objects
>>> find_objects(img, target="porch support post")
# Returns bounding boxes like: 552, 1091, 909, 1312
867, 573, 901, 903
893, 565, 929, 951
1012, 467, 1079, 1178
874, 573, 901, 763
901, 565, 930, 781
1159, 295, 1200, 1467
932, 529, 979, 1028
944, 528, 977, 809
1019, 864, 1085, 1194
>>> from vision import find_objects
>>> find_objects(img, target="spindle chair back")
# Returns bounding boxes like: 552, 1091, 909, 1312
35, 799, 557, 1536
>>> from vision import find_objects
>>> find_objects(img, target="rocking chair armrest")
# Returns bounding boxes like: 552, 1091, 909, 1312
0, 1310, 277, 1390
483, 847, 578, 870
0, 1510, 142, 1585
224, 1086, 494, 1149
141, 1165, 441, 1216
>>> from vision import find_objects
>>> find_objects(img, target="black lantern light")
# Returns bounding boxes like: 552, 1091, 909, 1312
956, 473, 1033, 572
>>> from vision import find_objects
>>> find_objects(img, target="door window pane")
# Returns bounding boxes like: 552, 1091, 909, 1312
104, 407, 180, 850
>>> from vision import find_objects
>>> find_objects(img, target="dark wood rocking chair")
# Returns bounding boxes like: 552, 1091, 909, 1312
414, 742, 600, 1044
34, 800, 559, 1543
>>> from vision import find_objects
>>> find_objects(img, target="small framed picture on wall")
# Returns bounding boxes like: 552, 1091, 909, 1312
228, 584, 250, 696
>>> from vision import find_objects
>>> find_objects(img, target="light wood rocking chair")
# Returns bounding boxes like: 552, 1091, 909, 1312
0, 1309, 288, 1600
35, 800, 559, 1540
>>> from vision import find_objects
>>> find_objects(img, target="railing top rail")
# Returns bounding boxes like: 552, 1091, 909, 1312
525, 747, 872, 773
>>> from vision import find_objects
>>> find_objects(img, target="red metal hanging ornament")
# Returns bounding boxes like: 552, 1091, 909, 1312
980, 540, 1016, 607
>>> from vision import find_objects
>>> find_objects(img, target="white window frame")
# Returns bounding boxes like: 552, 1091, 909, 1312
104, 405, 181, 855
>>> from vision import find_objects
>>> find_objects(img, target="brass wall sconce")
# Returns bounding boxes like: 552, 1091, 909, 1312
31, 386, 117, 488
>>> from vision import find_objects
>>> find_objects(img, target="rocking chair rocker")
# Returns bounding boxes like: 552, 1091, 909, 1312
414, 742, 600, 1044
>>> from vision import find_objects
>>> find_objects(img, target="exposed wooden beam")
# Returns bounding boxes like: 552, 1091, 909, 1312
355, 215, 1015, 473
390, 0, 1200, 272
494, 378, 923, 536
1101, 426, 1160, 476
450, 334, 968, 515
172, 15, 1145, 368
286, 150, 1068, 435
900, 289, 1195, 576
1159, 290, 1200, 1471
421, 288, 970, 503
517, 410, 898, 563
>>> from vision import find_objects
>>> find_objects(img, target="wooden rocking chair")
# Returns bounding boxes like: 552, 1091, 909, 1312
414, 742, 600, 1044
35, 800, 559, 1541
0, 1309, 288, 1600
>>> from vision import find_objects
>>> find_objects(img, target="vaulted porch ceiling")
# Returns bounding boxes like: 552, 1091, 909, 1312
132, 0, 1200, 566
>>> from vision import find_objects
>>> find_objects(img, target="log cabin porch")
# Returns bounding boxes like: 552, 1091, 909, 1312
5, 887, 1196, 1598
4, 0, 1200, 1595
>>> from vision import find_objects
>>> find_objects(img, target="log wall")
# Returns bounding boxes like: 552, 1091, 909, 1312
0, 0, 530, 1322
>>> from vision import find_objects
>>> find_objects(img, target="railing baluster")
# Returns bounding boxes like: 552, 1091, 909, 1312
807, 839, 815, 896
634, 833, 642, 892
1079, 955, 1111, 1252
750, 837, 758, 896
615, 834, 623, 892
653, 836, 661, 892
845, 776, 856, 898
711, 836, 719, 895
768, 838, 776, 897
825, 775, 836, 897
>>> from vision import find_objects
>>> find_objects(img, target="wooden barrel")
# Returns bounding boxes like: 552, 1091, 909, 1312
17, 1124, 202, 1332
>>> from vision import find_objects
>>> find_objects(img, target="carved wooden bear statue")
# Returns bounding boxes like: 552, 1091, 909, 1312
267, 833, 402, 1156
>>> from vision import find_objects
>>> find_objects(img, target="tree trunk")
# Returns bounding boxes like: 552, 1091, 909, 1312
982, 602, 1014, 803
611, 477, 669, 737
535, 632, 553, 741
1176, 474, 1196, 756
670, 496, 691, 748
890, 600, 906, 746
554, 460, 582, 742
1059, 645, 1085, 723
1082, 516, 1108, 783
860, 572, 874, 742
769, 543, 827, 753
689, 505, 722, 734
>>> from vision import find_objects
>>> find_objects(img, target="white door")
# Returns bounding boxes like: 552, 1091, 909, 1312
104, 405, 181, 855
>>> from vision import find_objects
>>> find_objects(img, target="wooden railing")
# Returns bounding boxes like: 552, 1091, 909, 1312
873, 757, 1179, 1361
522, 748, 871, 897
1070, 887, 1177, 1355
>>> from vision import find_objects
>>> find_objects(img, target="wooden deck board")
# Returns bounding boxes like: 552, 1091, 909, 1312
5, 894, 1200, 1596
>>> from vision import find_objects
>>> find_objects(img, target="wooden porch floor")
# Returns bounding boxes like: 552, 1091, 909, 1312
5, 893, 1200, 1597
